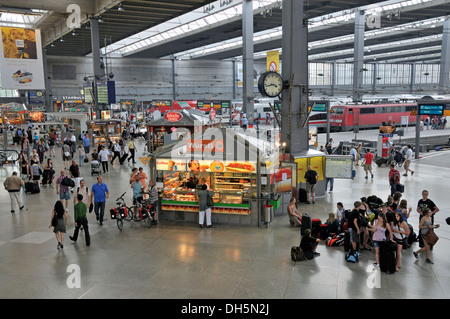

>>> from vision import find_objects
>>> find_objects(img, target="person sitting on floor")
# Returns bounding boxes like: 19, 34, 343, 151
300, 229, 320, 260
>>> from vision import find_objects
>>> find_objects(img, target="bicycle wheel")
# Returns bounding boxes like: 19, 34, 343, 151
117, 216, 123, 231
145, 214, 153, 228
125, 207, 134, 221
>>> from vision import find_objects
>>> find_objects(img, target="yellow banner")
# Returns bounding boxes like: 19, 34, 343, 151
266, 50, 279, 73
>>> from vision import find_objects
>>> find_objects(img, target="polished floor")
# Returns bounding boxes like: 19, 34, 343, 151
0, 134, 450, 300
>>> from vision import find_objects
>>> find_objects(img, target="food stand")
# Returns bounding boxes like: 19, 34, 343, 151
0, 103, 29, 125
152, 127, 279, 226
88, 119, 123, 146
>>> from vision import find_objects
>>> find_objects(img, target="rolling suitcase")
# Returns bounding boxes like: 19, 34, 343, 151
119, 153, 128, 165
344, 230, 351, 252
25, 181, 40, 194
301, 213, 312, 236
380, 241, 397, 274
299, 188, 307, 203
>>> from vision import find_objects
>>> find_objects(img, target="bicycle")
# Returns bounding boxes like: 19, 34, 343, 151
110, 192, 133, 231
128, 195, 154, 229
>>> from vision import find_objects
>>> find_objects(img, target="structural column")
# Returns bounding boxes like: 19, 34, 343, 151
242, 0, 254, 120
171, 56, 177, 105
438, 16, 450, 95
353, 10, 365, 103
281, 0, 309, 154
42, 48, 53, 112
90, 18, 102, 114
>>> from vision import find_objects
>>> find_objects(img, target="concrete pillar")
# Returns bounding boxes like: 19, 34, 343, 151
90, 18, 102, 113
353, 10, 365, 103
242, 0, 254, 120
172, 57, 177, 103
42, 48, 53, 112
281, 0, 309, 154
438, 16, 450, 95
410, 63, 415, 94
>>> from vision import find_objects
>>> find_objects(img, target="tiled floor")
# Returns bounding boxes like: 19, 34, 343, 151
0, 134, 449, 300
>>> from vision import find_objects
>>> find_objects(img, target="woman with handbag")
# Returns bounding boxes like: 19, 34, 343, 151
49, 200, 67, 250
198, 184, 214, 228
392, 212, 410, 271
413, 208, 440, 264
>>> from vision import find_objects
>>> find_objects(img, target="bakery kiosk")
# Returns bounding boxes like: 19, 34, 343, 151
88, 119, 123, 146
152, 127, 279, 226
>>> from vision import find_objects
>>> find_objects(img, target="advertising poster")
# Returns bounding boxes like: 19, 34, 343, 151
0, 27, 45, 90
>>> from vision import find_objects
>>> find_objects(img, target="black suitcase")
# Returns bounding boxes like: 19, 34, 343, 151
380, 241, 397, 274
344, 230, 351, 252
119, 153, 128, 164
299, 188, 307, 203
301, 214, 312, 236
25, 181, 40, 194
376, 157, 387, 167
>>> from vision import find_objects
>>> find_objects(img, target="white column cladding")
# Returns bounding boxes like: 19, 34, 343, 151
242, 0, 254, 120
438, 16, 450, 95
353, 10, 365, 103
281, 0, 309, 154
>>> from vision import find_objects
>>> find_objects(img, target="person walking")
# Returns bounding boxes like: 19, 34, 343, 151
413, 208, 440, 264
98, 145, 110, 173
69, 194, 90, 246
110, 141, 121, 165
49, 200, 67, 250
403, 145, 414, 177
82, 134, 90, 154
362, 148, 374, 180
416, 189, 439, 248
56, 170, 71, 212
388, 163, 401, 196
198, 184, 214, 228
29, 160, 42, 187
77, 144, 86, 167
127, 137, 136, 164
90, 176, 109, 226
62, 141, 71, 170
3, 172, 25, 213
304, 166, 318, 204
42, 158, 55, 188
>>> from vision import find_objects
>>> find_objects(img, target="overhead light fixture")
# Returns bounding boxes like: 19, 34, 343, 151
118, 3, 124, 11
50, 43, 55, 47
72, 30, 76, 36
60, 37, 64, 42
98, 16, 104, 23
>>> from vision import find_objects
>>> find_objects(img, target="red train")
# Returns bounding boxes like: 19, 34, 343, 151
329, 103, 424, 132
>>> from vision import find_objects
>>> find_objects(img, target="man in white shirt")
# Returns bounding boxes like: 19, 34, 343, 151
98, 146, 110, 173
403, 145, 414, 177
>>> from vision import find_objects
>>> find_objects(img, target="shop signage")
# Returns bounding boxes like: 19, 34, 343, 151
164, 112, 183, 122
156, 159, 186, 171
186, 139, 224, 153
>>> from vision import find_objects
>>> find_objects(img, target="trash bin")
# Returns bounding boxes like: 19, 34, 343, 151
263, 204, 273, 223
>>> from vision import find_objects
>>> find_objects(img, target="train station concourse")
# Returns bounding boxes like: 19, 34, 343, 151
0, 0, 450, 310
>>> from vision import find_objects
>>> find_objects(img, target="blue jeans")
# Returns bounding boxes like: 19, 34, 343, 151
94, 202, 106, 223
326, 178, 334, 191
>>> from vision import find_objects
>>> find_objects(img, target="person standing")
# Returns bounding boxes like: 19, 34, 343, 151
304, 166, 318, 204
326, 138, 333, 154
98, 146, 110, 173
90, 176, 109, 226
241, 114, 248, 131
69, 160, 81, 191
367, 212, 393, 268
362, 148, 374, 180
127, 137, 136, 164
30, 160, 42, 187
69, 194, 90, 246
49, 200, 67, 250
138, 167, 148, 198
388, 163, 401, 196
392, 211, 410, 271
3, 172, 25, 213
198, 184, 214, 228
147, 179, 159, 225
403, 145, 414, 177
131, 174, 144, 219
56, 170, 71, 212
416, 189, 439, 248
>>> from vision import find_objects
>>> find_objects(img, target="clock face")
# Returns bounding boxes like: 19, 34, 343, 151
36, 91, 43, 97
260, 72, 283, 97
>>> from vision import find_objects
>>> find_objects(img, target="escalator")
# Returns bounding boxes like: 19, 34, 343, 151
0, 149, 20, 166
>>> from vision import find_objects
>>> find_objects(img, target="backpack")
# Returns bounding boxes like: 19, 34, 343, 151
326, 233, 345, 247
393, 170, 400, 184
207, 192, 214, 207
291, 246, 306, 262
346, 250, 360, 263
61, 176, 75, 187
301, 214, 312, 236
